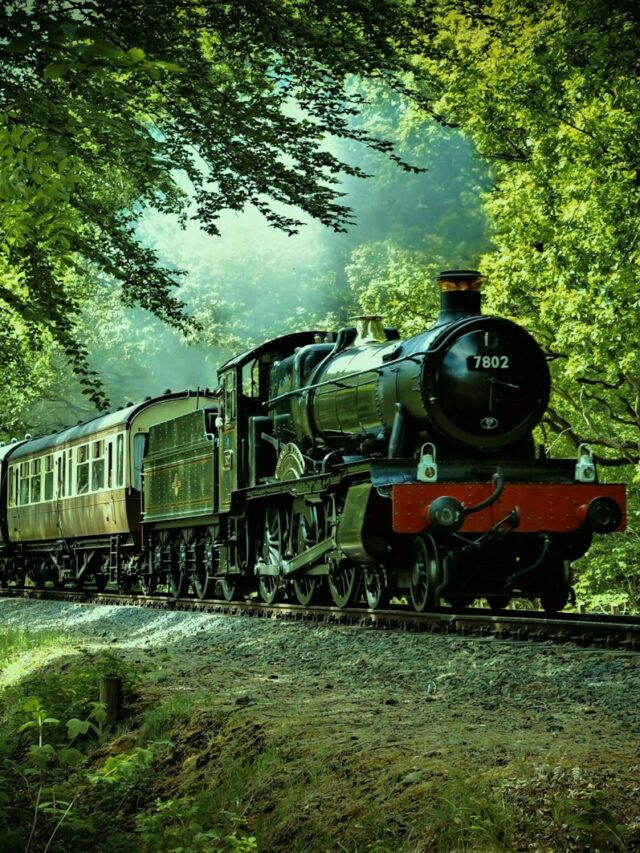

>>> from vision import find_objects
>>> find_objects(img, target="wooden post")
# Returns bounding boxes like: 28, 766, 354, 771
100, 675, 122, 730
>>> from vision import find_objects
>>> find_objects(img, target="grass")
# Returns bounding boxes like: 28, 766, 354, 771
0, 626, 68, 689
0, 629, 635, 851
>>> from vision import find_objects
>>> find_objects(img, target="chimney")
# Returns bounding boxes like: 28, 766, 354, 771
436, 270, 484, 324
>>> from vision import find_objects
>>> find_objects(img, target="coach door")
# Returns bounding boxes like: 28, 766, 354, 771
219, 367, 239, 511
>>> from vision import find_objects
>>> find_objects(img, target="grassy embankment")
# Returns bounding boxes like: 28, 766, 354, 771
0, 625, 634, 851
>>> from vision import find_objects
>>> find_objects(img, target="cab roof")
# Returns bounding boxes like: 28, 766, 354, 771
217, 331, 333, 375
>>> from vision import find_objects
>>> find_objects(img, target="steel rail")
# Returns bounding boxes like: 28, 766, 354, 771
1, 587, 639, 652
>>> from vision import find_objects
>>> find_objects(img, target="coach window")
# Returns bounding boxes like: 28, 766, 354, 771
106, 441, 114, 488
30, 459, 41, 503
77, 444, 89, 494
44, 454, 54, 501
19, 462, 29, 504
8, 467, 16, 507
67, 449, 73, 497
92, 440, 105, 491
133, 433, 146, 491
116, 434, 124, 486
57, 453, 66, 499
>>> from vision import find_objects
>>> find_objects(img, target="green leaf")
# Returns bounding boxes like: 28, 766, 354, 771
57, 747, 84, 767
66, 718, 91, 739
29, 743, 55, 769
126, 47, 146, 63
43, 62, 72, 81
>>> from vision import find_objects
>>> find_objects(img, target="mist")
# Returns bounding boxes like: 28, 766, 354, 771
74, 108, 491, 418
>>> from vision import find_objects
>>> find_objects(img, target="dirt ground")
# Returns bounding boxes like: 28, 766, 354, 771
1, 599, 639, 851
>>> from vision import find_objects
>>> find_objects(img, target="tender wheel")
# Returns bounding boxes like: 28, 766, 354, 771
409, 534, 442, 613
259, 506, 284, 604
540, 560, 571, 613
169, 539, 189, 600
193, 536, 216, 600
363, 569, 390, 610
328, 561, 359, 608
169, 569, 189, 599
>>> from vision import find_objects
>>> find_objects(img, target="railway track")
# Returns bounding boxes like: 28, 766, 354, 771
2, 586, 639, 652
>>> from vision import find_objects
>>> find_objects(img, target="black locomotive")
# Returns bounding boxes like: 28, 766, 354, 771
0, 271, 626, 611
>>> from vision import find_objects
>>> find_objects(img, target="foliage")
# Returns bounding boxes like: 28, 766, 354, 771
136, 796, 257, 853
0, 0, 423, 408
552, 791, 628, 851
406, 0, 640, 469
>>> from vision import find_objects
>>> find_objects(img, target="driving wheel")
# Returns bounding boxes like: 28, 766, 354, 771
259, 506, 283, 604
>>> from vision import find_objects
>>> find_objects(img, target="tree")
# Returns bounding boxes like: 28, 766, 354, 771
0, 0, 423, 416
406, 0, 640, 469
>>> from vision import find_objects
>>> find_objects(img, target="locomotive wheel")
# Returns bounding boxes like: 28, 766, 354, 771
259, 506, 284, 604
220, 576, 241, 601
328, 562, 359, 608
540, 560, 571, 613
291, 504, 325, 606
292, 576, 319, 606
193, 536, 216, 600
409, 534, 441, 612
363, 569, 390, 610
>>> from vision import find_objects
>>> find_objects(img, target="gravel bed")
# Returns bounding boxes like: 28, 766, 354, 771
2, 598, 639, 735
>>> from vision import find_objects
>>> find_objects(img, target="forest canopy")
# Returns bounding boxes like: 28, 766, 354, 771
1, 0, 640, 473
0, 0, 422, 411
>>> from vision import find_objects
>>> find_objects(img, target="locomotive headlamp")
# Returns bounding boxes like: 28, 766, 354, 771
436, 270, 485, 292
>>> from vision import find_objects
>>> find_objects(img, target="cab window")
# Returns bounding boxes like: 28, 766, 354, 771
224, 371, 236, 422
242, 359, 260, 398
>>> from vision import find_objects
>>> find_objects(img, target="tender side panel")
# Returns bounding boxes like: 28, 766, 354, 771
143, 409, 215, 523
392, 483, 627, 534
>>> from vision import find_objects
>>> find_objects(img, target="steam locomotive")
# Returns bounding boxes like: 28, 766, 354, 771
0, 271, 626, 612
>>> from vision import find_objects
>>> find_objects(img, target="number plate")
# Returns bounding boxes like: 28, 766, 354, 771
467, 354, 510, 370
